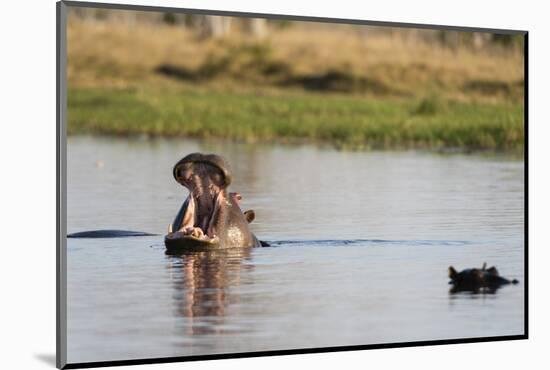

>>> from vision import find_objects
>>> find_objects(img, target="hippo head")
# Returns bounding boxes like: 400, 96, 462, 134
165, 153, 259, 252
448, 263, 518, 294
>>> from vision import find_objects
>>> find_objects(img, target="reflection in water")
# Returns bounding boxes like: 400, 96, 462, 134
166, 249, 252, 336
449, 285, 500, 295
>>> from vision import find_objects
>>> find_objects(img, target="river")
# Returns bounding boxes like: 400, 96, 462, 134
66, 136, 525, 363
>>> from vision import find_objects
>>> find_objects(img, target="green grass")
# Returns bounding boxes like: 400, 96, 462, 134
68, 87, 524, 151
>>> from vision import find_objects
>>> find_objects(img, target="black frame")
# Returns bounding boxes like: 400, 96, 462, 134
56, 1, 528, 368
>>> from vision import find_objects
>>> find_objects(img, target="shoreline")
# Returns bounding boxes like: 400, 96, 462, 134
68, 88, 525, 153
66, 133, 525, 159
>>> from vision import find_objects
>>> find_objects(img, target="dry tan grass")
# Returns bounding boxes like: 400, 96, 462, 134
67, 18, 524, 151
67, 18, 524, 103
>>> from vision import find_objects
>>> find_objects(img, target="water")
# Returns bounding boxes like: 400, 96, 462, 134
67, 136, 525, 363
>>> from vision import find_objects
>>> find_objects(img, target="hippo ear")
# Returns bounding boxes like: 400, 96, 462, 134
486, 266, 498, 275
448, 266, 457, 280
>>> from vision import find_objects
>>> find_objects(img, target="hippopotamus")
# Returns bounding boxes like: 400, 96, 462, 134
448, 263, 519, 293
67, 230, 157, 238
164, 153, 262, 252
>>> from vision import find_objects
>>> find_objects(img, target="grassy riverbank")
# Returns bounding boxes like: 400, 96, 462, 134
67, 17, 525, 152
68, 87, 523, 151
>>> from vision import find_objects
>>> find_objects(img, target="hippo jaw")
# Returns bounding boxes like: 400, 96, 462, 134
168, 153, 232, 244
165, 230, 220, 250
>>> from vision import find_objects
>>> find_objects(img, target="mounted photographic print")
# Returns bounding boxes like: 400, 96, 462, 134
56, 1, 527, 368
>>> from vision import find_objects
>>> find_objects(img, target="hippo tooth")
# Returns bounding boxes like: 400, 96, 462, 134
168, 223, 173, 233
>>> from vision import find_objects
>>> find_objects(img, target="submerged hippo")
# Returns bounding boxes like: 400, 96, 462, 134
164, 153, 262, 252
448, 263, 519, 293
67, 230, 157, 238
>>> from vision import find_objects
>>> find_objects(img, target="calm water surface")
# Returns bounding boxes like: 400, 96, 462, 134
67, 136, 525, 363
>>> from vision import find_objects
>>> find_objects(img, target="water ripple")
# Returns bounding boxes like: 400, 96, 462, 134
267, 239, 473, 247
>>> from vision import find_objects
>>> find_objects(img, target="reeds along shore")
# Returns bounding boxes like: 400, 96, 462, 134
67, 15, 525, 152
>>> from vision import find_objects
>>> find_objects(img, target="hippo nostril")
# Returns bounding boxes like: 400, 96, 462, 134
172, 153, 231, 188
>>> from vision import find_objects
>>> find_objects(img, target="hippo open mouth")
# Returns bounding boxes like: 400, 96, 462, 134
167, 153, 232, 243
165, 153, 262, 251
